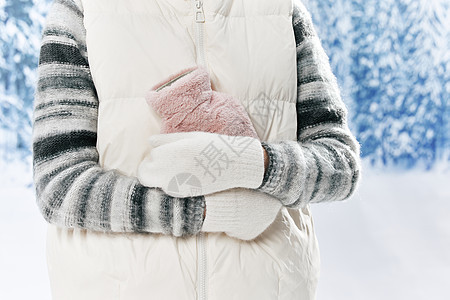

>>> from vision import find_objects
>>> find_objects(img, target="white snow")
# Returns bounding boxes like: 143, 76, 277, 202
313, 159, 450, 300
0, 159, 449, 299
0, 161, 50, 300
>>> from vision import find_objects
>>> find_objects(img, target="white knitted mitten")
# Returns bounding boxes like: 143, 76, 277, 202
202, 188, 283, 241
137, 131, 265, 197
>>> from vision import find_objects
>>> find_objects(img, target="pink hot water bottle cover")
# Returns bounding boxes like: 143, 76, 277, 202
145, 65, 259, 139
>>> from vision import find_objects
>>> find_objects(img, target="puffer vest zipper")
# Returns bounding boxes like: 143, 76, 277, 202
193, 1, 208, 298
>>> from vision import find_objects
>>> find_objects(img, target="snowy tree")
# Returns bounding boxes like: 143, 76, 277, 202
305, 0, 449, 169
349, 0, 449, 169
0, 0, 50, 163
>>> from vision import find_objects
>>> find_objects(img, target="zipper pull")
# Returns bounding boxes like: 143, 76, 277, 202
195, 0, 205, 23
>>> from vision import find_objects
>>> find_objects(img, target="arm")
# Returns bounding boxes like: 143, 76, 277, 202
255, 1, 362, 208
32, 0, 205, 237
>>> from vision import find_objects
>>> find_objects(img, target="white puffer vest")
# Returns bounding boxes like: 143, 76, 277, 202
46, 0, 321, 299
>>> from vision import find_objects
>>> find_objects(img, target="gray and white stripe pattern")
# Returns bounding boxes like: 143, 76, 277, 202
32, 0, 205, 237
257, 1, 362, 208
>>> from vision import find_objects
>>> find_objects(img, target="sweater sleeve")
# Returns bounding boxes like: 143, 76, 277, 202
32, 0, 205, 237
255, 1, 362, 208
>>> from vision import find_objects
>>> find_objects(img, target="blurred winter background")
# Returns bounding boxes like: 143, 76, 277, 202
0, 0, 449, 299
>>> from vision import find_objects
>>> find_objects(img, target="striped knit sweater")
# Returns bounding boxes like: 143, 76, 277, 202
32, 0, 361, 237
257, 2, 362, 207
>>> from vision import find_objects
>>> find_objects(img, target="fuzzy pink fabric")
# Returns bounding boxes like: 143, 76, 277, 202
145, 65, 259, 139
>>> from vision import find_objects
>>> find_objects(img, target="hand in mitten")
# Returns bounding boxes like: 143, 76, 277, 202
202, 187, 283, 241
139, 67, 278, 240
136, 131, 265, 198
145, 65, 259, 139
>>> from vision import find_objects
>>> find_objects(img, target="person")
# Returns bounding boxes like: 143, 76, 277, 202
32, 0, 362, 299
